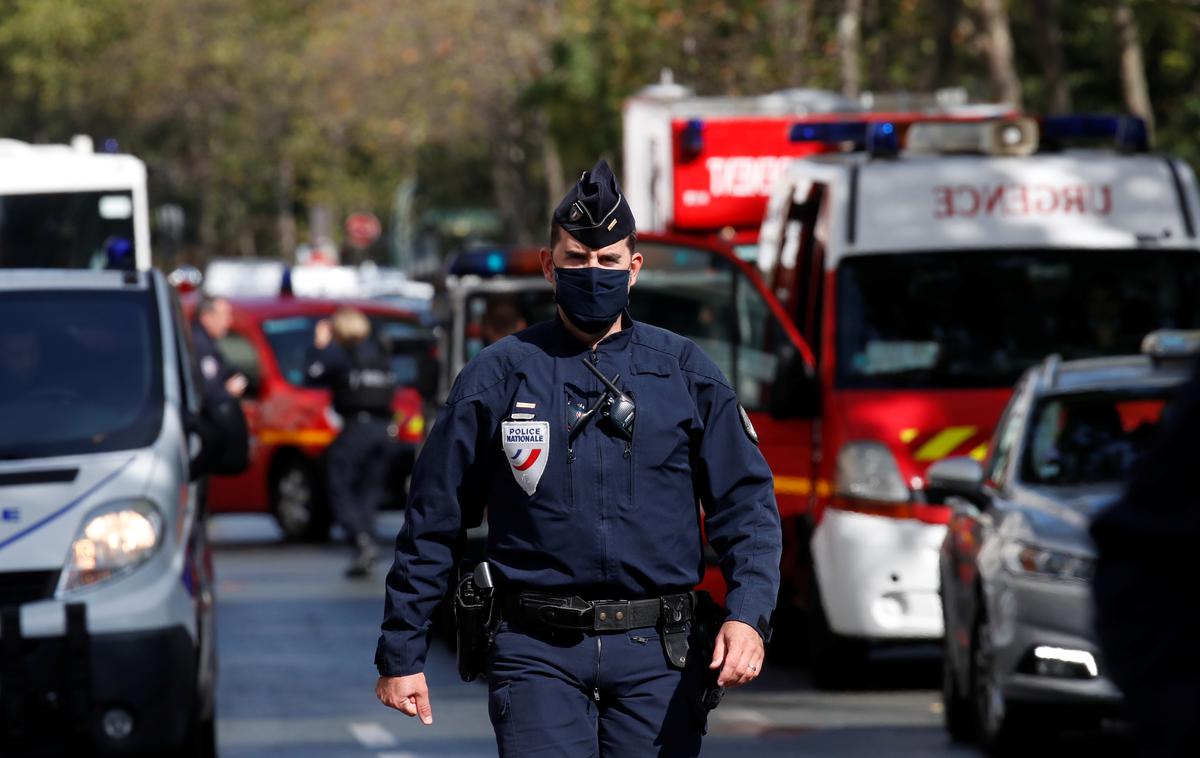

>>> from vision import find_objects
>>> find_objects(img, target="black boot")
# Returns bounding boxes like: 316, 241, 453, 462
346, 532, 378, 578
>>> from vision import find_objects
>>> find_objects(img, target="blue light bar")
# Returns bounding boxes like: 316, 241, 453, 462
789, 121, 899, 157
1040, 115, 1149, 152
680, 119, 704, 158
103, 236, 135, 271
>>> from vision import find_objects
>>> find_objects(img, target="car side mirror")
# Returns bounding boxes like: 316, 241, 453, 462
769, 346, 818, 419
926, 456, 985, 505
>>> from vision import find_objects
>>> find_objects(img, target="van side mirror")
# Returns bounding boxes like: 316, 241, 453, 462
926, 456, 985, 504
769, 346, 818, 419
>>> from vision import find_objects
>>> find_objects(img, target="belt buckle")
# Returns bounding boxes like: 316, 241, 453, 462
528, 595, 593, 630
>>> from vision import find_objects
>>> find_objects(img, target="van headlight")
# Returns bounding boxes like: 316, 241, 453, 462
61, 500, 163, 592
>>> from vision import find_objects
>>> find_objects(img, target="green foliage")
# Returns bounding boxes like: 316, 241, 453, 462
1, 0, 1197, 260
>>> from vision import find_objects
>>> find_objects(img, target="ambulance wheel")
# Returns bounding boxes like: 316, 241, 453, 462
271, 458, 330, 542
806, 569, 867, 689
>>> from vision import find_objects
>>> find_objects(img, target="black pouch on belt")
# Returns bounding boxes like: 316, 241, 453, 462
453, 561, 494, 682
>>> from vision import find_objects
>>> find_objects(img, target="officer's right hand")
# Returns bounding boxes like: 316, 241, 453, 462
376, 673, 433, 725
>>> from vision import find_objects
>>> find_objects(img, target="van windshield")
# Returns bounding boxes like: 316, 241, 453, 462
0, 190, 136, 269
0, 289, 164, 459
836, 250, 1200, 389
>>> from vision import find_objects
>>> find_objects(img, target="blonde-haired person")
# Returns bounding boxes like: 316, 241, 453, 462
306, 307, 401, 576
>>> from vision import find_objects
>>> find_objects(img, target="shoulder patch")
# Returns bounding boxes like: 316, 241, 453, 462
200, 355, 220, 380
738, 404, 758, 445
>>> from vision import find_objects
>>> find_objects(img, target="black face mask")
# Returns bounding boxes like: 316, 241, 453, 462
554, 266, 630, 334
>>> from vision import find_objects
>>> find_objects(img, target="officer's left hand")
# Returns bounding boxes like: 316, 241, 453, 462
709, 620, 764, 688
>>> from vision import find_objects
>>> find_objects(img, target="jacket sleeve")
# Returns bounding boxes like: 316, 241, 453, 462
689, 361, 782, 642
374, 387, 494, 676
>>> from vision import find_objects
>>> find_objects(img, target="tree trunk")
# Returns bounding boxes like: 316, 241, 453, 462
838, 0, 863, 98
925, 0, 958, 90
773, 0, 816, 88
541, 128, 565, 233
1031, 0, 1071, 113
1114, 0, 1155, 133
276, 156, 297, 261
978, 0, 1022, 107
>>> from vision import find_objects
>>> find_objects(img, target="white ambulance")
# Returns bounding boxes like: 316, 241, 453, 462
0, 136, 151, 270
756, 116, 1200, 686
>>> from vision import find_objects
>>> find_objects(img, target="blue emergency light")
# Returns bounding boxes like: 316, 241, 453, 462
680, 119, 705, 161
449, 247, 543, 278
103, 236, 135, 271
1040, 115, 1149, 152
788, 120, 900, 157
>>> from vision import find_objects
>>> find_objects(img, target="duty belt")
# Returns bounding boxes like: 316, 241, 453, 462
501, 591, 695, 634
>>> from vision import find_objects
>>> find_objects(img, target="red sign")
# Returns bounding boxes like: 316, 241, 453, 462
345, 212, 382, 249
671, 118, 828, 232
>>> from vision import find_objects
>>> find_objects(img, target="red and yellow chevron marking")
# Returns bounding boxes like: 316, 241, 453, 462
899, 427, 990, 463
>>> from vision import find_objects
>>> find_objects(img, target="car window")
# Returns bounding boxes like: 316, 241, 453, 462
1022, 393, 1168, 485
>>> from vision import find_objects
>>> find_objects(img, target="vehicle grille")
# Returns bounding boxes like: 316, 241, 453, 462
0, 570, 59, 608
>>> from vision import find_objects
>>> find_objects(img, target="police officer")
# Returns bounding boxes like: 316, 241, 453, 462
191, 295, 247, 400
1092, 359, 1200, 756
306, 307, 399, 576
374, 160, 782, 756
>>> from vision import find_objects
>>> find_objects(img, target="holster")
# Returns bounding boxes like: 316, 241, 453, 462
453, 562, 494, 682
685, 591, 729, 713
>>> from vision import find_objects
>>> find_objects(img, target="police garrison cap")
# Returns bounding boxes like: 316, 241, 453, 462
553, 159, 636, 249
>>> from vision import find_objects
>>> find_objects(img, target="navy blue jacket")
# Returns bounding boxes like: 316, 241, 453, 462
376, 315, 782, 676
190, 322, 237, 401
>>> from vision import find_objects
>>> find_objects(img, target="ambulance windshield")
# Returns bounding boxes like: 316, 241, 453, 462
0, 190, 136, 269
837, 250, 1200, 389
0, 289, 163, 459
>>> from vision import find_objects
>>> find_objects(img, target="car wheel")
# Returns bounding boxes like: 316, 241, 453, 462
271, 460, 330, 542
942, 619, 976, 742
972, 612, 1034, 755
806, 568, 867, 689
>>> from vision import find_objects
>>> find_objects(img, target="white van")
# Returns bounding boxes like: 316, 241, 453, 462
0, 269, 241, 755
0, 136, 151, 270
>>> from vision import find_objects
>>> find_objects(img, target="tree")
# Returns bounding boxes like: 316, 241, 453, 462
1113, 0, 1154, 133
838, 0, 863, 98
977, 0, 1022, 107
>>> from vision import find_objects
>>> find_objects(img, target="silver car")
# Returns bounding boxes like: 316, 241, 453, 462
932, 334, 1195, 753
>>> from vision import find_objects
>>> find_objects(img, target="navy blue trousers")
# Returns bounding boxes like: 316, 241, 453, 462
487, 620, 707, 757
325, 419, 396, 537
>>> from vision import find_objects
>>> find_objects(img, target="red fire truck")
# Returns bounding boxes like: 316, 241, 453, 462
622, 74, 1004, 253
757, 115, 1200, 686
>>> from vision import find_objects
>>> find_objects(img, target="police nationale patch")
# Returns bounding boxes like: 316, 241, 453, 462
738, 404, 758, 445
501, 421, 550, 496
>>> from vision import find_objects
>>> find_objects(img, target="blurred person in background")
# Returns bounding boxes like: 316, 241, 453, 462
306, 307, 399, 577
192, 295, 248, 400
1092, 362, 1200, 756
481, 296, 527, 346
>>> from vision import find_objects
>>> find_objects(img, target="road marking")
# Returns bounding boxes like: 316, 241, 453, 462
377, 753, 419, 758
348, 722, 397, 748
